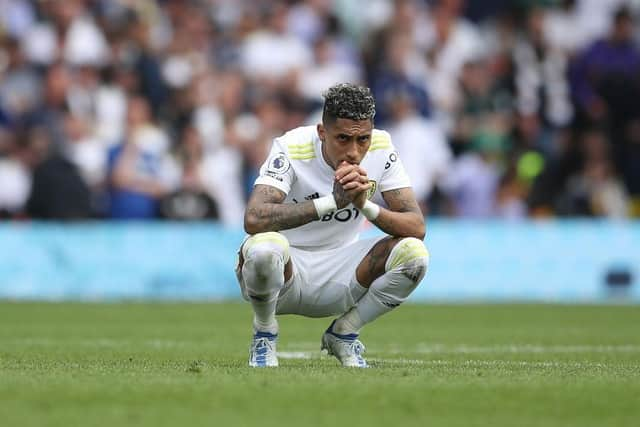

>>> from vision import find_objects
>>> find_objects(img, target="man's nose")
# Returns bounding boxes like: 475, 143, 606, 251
345, 143, 358, 162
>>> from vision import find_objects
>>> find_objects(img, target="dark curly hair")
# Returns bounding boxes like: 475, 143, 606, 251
322, 83, 376, 125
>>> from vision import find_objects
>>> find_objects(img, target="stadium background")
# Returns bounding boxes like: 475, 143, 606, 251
1, 2, 640, 427
0, 0, 639, 300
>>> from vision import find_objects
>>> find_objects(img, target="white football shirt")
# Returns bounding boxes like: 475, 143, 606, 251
255, 125, 411, 251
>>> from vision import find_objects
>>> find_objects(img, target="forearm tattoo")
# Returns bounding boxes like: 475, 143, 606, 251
373, 188, 424, 237
245, 185, 318, 232
383, 189, 422, 214
332, 179, 351, 209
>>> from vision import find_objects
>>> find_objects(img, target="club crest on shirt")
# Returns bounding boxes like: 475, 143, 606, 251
367, 180, 377, 199
267, 152, 290, 175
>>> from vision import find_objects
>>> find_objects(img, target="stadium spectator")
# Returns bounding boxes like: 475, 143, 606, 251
440, 136, 502, 218
369, 29, 431, 126
161, 125, 245, 225
286, 0, 333, 45
63, 112, 108, 192
495, 163, 529, 219
422, 0, 485, 132
0, 127, 32, 218
512, 6, 573, 137
296, 34, 362, 105
543, 0, 590, 55
25, 63, 71, 153
21, 0, 109, 67
240, 1, 313, 89
0, 0, 36, 40
451, 58, 512, 156
0, 0, 638, 220
26, 125, 92, 219
106, 95, 178, 219
570, 7, 640, 126
561, 128, 629, 217
387, 87, 451, 212
570, 6, 640, 201
0, 36, 41, 121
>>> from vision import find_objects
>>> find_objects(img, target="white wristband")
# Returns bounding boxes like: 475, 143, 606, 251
313, 195, 337, 217
361, 200, 380, 221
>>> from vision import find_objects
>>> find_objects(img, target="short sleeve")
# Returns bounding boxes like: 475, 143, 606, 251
378, 135, 412, 192
254, 137, 295, 194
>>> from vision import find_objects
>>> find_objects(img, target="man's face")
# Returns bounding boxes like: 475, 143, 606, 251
318, 118, 373, 169
613, 17, 633, 42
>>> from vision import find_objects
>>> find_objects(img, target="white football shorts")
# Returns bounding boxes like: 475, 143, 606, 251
236, 236, 385, 318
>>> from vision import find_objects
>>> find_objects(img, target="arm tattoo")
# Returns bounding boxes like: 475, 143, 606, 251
245, 185, 319, 233
332, 180, 351, 209
369, 187, 425, 238
382, 189, 422, 215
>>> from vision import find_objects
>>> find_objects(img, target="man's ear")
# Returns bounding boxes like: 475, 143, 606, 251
317, 123, 325, 142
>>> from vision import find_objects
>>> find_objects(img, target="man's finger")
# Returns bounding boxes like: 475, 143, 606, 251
335, 165, 357, 181
335, 162, 368, 181
342, 181, 361, 191
354, 165, 368, 176
343, 182, 371, 192
343, 174, 369, 185
339, 171, 363, 184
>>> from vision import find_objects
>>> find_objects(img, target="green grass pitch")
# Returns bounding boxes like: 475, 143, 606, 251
1, 302, 639, 427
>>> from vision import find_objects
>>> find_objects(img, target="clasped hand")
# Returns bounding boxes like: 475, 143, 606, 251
333, 161, 371, 209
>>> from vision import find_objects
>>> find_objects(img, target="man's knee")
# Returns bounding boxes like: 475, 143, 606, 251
241, 232, 290, 296
242, 231, 289, 266
385, 237, 429, 284
242, 232, 290, 273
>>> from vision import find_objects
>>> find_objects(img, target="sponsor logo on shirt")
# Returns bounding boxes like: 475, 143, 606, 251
319, 207, 360, 223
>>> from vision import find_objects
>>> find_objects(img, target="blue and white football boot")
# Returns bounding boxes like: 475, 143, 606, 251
321, 320, 368, 368
249, 331, 279, 367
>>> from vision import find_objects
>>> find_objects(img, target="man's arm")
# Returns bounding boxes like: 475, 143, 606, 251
243, 184, 319, 235
112, 143, 166, 197
335, 163, 425, 239
372, 187, 425, 240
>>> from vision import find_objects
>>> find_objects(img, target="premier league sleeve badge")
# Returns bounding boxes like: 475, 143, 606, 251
267, 152, 291, 175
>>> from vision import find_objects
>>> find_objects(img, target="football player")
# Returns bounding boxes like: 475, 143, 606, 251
236, 83, 429, 367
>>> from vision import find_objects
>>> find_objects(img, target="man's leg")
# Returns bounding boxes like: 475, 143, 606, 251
238, 232, 293, 367
335, 237, 429, 333
322, 237, 429, 367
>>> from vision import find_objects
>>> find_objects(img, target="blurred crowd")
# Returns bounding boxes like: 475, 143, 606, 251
1, 0, 640, 223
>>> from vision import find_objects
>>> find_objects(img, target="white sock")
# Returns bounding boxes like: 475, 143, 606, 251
332, 306, 364, 335
334, 245, 429, 334
348, 274, 368, 304
243, 253, 282, 333
333, 275, 368, 334
242, 235, 289, 335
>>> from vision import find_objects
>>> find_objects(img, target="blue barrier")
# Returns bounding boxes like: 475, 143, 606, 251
0, 221, 638, 302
